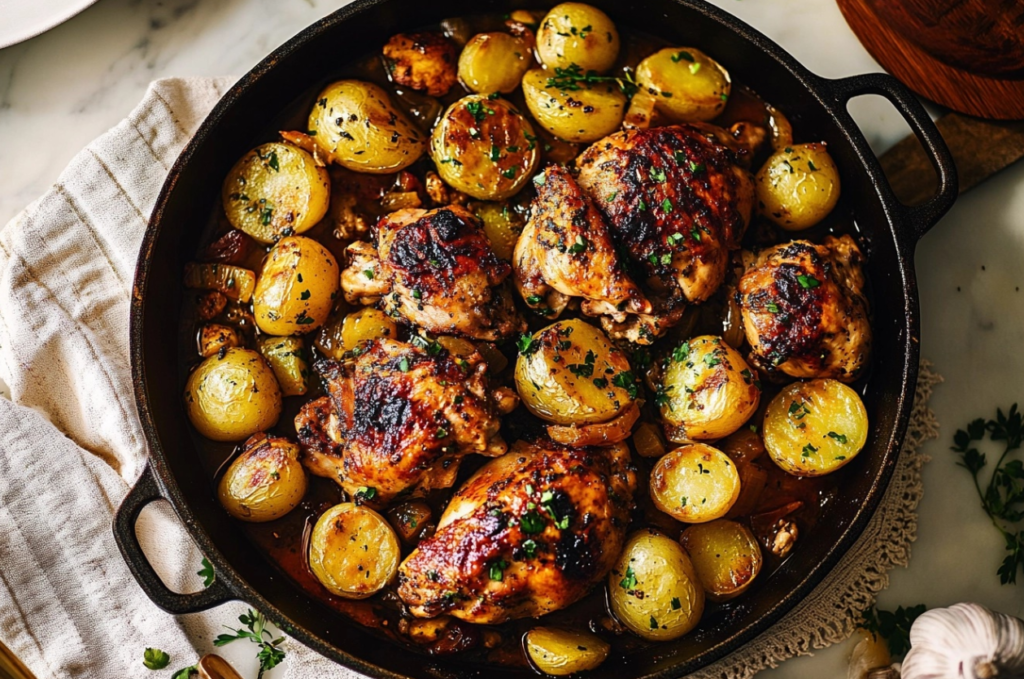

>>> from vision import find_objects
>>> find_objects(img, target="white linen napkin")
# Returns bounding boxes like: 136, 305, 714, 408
0, 77, 353, 679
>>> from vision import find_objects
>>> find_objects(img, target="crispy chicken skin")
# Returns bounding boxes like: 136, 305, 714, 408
397, 440, 636, 624
575, 124, 755, 340
737, 235, 871, 382
340, 206, 526, 341
294, 338, 517, 506
382, 32, 458, 97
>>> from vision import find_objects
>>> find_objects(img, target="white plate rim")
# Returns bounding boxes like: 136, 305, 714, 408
0, 0, 100, 50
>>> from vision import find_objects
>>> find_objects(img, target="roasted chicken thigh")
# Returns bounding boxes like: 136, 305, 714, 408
737, 235, 870, 382
340, 205, 525, 341
397, 440, 636, 624
294, 338, 517, 506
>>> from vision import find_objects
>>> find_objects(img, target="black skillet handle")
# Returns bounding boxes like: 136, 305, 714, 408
822, 72, 959, 243
113, 464, 234, 613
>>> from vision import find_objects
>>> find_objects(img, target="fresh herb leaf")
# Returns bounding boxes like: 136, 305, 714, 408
171, 666, 197, 679
544, 63, 638, 98
517, 334, 538, 355
612, 371, 639, 399
197, 557, 215, 588
827, 431, 848, 444
797, 274, 821, 289
619, 566, 638, 591
143, 648, 170, 670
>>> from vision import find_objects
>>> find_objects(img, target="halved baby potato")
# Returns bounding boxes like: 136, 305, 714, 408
256, 335, 309, 397
521, 69, 627, 144
430, 95, 540, 201
679, 519, 762, 601
184, 348, 282, 442
650, 443, 741, 523
253, 236, 340, 336
762, 378, 868, 477
308, 80, 427, 173
524, 627, 611, 676
756, 143, 841, 231
221, 142, 330, 244
309, 502, 401, 599
515, 318, 637, 426
458, 32, 533, 94
218, 433, 307, 522
658, 335, 760, 442
536, 2, 620, 73
608, 529, 704, 641
635, 47, 731, 122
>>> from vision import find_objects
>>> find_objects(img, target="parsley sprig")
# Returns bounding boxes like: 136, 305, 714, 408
214, 610, 286, 678
952, 404, 1024, 584
545, 63, 639, 98
858, 604, 926, 658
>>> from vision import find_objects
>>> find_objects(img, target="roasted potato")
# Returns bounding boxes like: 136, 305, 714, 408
472, 201, 524, 261
521, 68, 627, 143
650, 443, 741, 523
337, 307, 400, 353
536, 2, 620, 73
256, 335, 309, 397
308, 80, 427, 173
515, 318, 638, 425
221, 142, 330, 244
635, 47, 731, 122
184, 348, 282, 442
762, 378, 868, 477
184, 262, 256, 303
308, 502, 401, 599
524, 627, 611, 676
756, 143, 841, 230
658, 335, 760, 442
458, 32, 533, 94
608, 529, 704, 641
382, 32, 458, 97
253, 236, 340, 336
679, 519, 762, 601
429, 95, 540, 201
218, 433, 307, 522
198, 324, 242, 358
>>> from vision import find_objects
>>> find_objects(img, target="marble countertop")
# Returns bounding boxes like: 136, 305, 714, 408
2, 0, 1022, 676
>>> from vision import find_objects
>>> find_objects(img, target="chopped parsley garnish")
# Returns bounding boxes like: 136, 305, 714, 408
789, 401, 811, 419
501, 165, 519, 179
517, 334, 538, 355
522, 539, 538, 558
650, 616, 659, 630
526, 294, 543, 305
808, 160, 818, 172
673, 342, 691, 363
671, 50, 694, 63
619, 566, 638, 591
828, 431, 848, 444
435, 427, 448, 439
703, 352, 721, 368
766, 302, 780, 313
490, 144, 501, 162
398, 357, 410, 373
802, 443, 819, 457
466, 100, 486, 121
668, 232, 684, 246
489, 560, 508, 581
520, 511, 545, 534
355, 486, 378, 501
544, 63, 638, 98
300, 289, 311, 300
650, 167, 667, 182
568, 350, 597, 378
689, 62, 702, 75
798, 274, 821, 289
593, 377, 609, 389
661, 198, 674, 212
569, 235, 588, 254
671, 597, 682, 610
612, 371, 639, 399
690, 228, 702, 242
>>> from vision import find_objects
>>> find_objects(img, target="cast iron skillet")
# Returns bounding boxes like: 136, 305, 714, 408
114, 0, 957, 676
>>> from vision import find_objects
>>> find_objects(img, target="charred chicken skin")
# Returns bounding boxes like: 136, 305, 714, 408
737, 235, 870, 382
574, 123, 755, 342
397, 440, 636, 624
514, 165, 651, 320
294, 338, 517, 506
341, 205, 525, 341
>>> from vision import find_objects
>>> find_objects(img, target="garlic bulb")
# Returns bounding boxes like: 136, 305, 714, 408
902, 603, 1024, 679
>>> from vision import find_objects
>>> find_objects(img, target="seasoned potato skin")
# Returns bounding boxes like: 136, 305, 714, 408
253, 236, 340, 336
636, 47, 731, 122
458, 32, 533, 94
309, 80, 426, 173
522, 69, 626, 143
218, 433, 307, 522
221, 142, 331, 244
429, 95, 540, 201
650, 443, 741, 523
184, 348, 282, 442
679, 519, 762, 601
309, 502, 401, 599
525, 627, 610, 675
763, 378, 868, 477
756, 143, 841, 230
608, 529, 704, 641
536, 2, 620, 73
658, 335, 760, 441
383, 32, 458, 97
515, 318, 637, 426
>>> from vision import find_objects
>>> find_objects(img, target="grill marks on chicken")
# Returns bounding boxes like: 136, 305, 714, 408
737, 235, 870, 382
294, 338, 516, 505
397, 440, 636, 624
514, 165, 651, 321
340, 205, 525, 341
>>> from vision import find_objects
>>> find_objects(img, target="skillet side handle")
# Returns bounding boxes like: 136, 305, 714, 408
113, 463, 234, 614
823, 73, 958, 242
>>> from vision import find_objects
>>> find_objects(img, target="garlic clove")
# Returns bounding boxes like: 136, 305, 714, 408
849, 628, 893, 679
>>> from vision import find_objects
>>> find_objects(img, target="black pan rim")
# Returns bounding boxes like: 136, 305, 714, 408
128, 0, 924, 676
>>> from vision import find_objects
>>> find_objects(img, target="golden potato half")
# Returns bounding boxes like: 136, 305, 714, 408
763, 378, 868, 477
221, 142, 330, 244
430, 94, 540, 201
650, 443, 740, 523
253, 236, 340, 336
635, 47, 731, 122
525, 627, 610, 676
218, 433, 307, 522
679, 519, 762, 601
756, 143, 841, 230
458, 32, 533, 94
536, 2, 620, 73
522, 69, 626, 143
184, 348, 282, 442
309, 503, 400, 599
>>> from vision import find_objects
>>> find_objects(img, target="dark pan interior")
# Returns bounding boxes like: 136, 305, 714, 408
132, 0, 919, 676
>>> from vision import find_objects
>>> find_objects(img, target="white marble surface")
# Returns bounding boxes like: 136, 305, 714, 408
1, 0, 1023, 676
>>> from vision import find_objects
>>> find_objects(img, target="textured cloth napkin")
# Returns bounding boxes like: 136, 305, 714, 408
0, 77, 349, 679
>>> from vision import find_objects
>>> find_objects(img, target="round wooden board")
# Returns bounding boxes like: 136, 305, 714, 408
836, 0, 1024, 120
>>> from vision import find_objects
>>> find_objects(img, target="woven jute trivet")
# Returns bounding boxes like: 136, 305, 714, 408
691, 360, 941, 678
